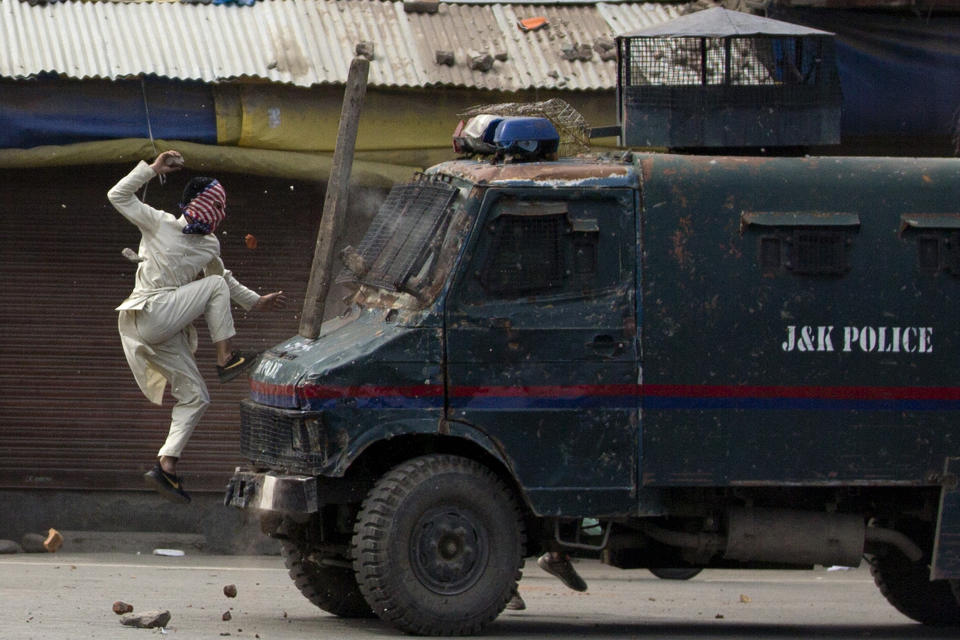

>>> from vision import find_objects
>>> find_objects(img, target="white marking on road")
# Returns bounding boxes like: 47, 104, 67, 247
0, 560, 288, 572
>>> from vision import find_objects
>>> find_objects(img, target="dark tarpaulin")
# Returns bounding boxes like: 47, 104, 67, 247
0, 77, 216, 149
768, 8, 960, 138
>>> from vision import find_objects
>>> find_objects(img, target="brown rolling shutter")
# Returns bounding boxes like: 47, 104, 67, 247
0, 164, 381, 492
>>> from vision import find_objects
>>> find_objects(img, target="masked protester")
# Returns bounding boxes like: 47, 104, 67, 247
108, 150, 287, 504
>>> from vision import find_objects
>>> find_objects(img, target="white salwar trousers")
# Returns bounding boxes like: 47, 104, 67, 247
134, 275, 237, 458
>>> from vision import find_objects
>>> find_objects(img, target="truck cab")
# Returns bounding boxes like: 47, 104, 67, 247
226, 136, 960, 634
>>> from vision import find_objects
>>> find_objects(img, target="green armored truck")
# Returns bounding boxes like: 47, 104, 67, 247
225, 116, 960, 634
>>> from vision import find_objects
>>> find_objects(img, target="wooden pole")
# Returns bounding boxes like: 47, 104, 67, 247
299, 57, 370, 339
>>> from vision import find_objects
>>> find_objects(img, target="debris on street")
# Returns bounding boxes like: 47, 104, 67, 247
223, 584, 238, 598
112, 601, 134, 615
120, 610, 171, 629
0, 539, 21, 554
21, 534, 46, 553
222, 610, 232, 621
43, 529, 63, 553
153, 549, 185, 557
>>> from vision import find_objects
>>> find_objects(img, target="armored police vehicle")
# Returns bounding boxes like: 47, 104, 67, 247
225, 113, 960, 635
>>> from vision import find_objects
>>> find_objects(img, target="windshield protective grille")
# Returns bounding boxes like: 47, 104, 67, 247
345, 175, 458, 291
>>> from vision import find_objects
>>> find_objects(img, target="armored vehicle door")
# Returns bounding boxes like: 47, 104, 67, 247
444, 188, 638, 516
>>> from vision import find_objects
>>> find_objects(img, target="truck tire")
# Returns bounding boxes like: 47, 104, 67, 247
352, 454, 525, 636
868, 549, 960, 625
649, 567, 702, 580
280, 541, 374, 618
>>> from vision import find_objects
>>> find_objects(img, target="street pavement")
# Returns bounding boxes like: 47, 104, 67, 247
0, 552, 956, 640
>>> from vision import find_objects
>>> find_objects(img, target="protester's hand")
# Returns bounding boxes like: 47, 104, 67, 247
253, 291, 287, 312
150, 150, 184, 176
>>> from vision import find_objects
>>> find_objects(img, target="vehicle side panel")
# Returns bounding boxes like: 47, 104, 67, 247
638, 154, 960, 487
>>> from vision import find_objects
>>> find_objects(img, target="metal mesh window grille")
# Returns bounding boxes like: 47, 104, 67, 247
623, 36, 821, 87
791, 230, 848, 275
346, 175, 458, 290
482, 215, 564, 295
908, 232, 960, 276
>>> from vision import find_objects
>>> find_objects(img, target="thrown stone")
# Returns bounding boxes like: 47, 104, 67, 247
223, 584, 238, 598
435, 50, 455, 66
222, 610, 232, 621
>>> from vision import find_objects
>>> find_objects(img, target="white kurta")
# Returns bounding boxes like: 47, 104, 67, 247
109, 161, 261, 457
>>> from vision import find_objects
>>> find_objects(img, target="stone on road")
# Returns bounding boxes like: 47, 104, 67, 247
0, 552, 952, 640
120, 609, 171, 628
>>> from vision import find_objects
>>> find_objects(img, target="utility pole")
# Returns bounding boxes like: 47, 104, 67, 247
299, 57, 370, 339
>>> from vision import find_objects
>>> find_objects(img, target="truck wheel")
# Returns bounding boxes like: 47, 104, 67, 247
649, 567, 702, 580
868, 549, 960, 625
352, 454, 525, 636
280, 541, 374, 618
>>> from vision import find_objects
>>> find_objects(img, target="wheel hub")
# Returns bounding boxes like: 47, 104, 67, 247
411, 506, 489, 595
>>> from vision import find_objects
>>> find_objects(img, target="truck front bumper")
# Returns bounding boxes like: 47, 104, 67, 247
224, 468, 372, 514
224, 469, 319, 513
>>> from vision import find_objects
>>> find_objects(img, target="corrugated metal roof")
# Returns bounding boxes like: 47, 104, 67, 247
0, 0, 698, 90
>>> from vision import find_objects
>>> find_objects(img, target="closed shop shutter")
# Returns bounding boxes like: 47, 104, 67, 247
0, 164, 379, 492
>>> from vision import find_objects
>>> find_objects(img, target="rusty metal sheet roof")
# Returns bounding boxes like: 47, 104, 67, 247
0, 0, 696, 90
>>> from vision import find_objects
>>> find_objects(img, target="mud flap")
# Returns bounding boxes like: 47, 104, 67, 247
932, 457, 960, 580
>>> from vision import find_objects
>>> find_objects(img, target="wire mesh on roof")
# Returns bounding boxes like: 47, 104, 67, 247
340, 173, 458, 292
459, 99, 591, 156
616, 22, 841, 148
622, 36, 831, 87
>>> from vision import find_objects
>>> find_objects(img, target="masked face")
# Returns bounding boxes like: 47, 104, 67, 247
182, 180, 227, 234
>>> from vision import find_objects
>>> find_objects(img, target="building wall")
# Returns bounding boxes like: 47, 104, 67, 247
0, 164, 382, 495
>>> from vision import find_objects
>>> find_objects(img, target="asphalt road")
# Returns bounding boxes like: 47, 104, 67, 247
0, 552, 956, 640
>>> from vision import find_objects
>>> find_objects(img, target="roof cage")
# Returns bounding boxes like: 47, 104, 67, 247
615, 7, 842, 149
337, 173, 458, 292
